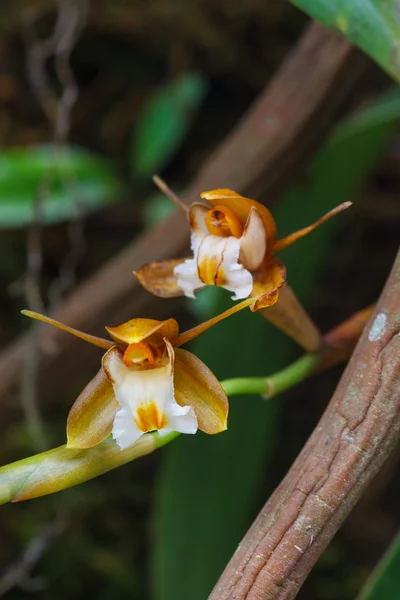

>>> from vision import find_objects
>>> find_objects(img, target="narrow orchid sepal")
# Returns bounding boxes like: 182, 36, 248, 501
21, 309, 113, 350
272, 201, 352, 253
171, 297, 254, 348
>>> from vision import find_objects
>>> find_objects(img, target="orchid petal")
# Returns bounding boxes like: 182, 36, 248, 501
250, 257, 286, 311
21, 310, 113, 350
106, 317, 179, 346
174, 257, 206, 298
194, 235, 253, 299
103, 346, 167, 449
215, 236, 253, 300
111, 406, 143, 450
239, 207, 267, 270
174, 348, 228, 434
196, 235, 227, 285
188, 202, 209, 235
163, 401, 198, 434
162, 339, 198, 435
173, 213, 210, 297
134, 259, 187, 298
67, 369, 118, 449
200, 189, 277, 243
273, 201, 352, 252
172, 297, 254, 347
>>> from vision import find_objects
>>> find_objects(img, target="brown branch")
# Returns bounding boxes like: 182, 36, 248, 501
0, 23, 366, 421
210, 247, 400, 600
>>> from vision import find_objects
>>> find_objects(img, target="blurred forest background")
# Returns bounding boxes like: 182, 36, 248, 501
0, 1, 399, 599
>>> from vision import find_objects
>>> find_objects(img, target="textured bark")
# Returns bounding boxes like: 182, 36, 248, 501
210, 248, 400, 600
0, 23, 365, 421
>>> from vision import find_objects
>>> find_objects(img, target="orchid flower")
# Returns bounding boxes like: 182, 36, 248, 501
135, 188, 351, 351
136, 188, 351, 308
22, 299, 253, 450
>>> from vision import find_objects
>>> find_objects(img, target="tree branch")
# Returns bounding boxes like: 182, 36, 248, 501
210, 247, 400, 600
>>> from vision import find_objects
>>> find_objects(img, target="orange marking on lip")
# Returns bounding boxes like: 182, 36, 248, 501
215, 265, 226, 286
134, 402, 168, 432
198, 254, 220, 285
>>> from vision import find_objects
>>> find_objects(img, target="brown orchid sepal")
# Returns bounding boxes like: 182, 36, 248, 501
21, 299, 252, 451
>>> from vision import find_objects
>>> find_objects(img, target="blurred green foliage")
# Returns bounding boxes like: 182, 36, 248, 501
151, 90, 400, 600
356, 532, 400, 600
131, 72, 208, 178
0, 145, 121, 227
291, 0, 400, 82
142, 192, 177, 228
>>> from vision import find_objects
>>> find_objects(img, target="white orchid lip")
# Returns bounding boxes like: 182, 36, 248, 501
102, 342, 197, 450
174, 202, 267, 300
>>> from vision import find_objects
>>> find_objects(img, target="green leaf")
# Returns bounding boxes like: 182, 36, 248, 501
0, 145, 121, 228
151, 90, 400, 600
291, 0, 400, 82
356, 531, 400, 600
132, 72, 208, 178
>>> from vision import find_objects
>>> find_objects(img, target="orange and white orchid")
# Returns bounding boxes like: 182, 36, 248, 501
22, 299, 253, 450
135, 189, 351, 310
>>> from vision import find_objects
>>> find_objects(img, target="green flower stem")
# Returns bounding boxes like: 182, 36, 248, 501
221, 352, 319, 398
0, 430, 179, 504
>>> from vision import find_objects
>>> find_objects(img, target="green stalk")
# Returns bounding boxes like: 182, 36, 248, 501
0, 431, 178, 504
221, 352, 318, 398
